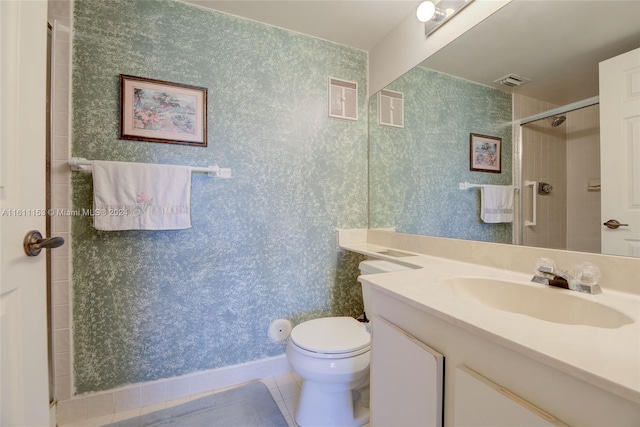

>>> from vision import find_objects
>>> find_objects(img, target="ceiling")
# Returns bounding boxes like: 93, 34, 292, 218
181, 0, 420, 51
181, 0, 640, 105
422, 0, 640, 105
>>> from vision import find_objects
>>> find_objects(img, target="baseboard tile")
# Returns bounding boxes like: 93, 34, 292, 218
56, 354, 291, 425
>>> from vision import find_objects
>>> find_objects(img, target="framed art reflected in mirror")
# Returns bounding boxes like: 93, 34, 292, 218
470, 133, 501, 173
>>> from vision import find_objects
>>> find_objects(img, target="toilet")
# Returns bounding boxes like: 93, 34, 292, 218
286, 259, 412, 426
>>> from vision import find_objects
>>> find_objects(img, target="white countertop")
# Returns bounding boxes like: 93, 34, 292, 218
342, 242, 640, 405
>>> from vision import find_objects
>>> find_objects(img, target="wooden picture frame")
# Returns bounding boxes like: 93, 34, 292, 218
119, 74, 207, 147
470, 133, 501, 173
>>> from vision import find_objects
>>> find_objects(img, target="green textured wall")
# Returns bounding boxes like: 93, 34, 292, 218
72, 0, 367, 393
369, 67, 513, 243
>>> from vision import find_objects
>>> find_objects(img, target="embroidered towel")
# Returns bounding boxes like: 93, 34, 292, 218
480, 185, 514, 223
92, 160, 192, 231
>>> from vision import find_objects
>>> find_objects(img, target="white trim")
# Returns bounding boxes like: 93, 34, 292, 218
56, 354, 291, 425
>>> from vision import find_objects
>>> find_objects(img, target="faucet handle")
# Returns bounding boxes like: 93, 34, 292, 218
534, 257, 556, 275
574, 262, 601, 285
537, 265, 554, 275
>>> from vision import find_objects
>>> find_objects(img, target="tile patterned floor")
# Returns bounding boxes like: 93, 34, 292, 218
59, 373, 302, 427
59, 373, 371, 427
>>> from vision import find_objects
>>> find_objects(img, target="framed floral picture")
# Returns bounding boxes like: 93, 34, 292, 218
470, 133, 501, 173
119, 74, 208, 147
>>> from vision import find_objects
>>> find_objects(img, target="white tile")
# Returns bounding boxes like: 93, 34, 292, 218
54, 39, 70, 65
114, 387, 141, 413
284, 414, 297, 427
268, 386, 283, 402
54, 352, 71, 378
52, 215, 71, 233
52, 256, 70, 281
275, 397, 289, 415
260, 377, 277, 389
189, 371, 214, 395
53, 135, 70, 159
291, 372, 303, 386
53, 304, 70, 330
53, 110, 70, 136
86, 392, 115, 419
141, 381, 167, 407
110, 408, 141, 423
57, 398, 87, 425
52, 280, 70, 305
54, 17, 72, 28
54, 328, 70, 354
277, 381, 300, 400
283, 396, 299, 419
166, 376, 190, 401
55, 375, 72, 401
211, 366, 241, 390
274, 373, 296, 388
52, 183, 70, 209
140, 401, 166, 415
52, 160, 72, 185
54, 64, 70, 91
54, 89, 70, 113
49, 1, 71, 20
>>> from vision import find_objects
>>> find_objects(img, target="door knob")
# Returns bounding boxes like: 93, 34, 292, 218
23, 230, 65, 257
603, 219, 629, 230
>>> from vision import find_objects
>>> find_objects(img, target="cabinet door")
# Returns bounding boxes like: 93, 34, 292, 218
454, 366, 568, 426
371, 315, 444, 426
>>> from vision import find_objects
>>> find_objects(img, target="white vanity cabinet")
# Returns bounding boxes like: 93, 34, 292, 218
454, 366, 568, 426
369, 286, 640, 427
370, 315, 444, 426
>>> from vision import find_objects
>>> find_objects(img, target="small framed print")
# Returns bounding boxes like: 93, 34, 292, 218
470, 133, 501, 173
119, 74, 207, 147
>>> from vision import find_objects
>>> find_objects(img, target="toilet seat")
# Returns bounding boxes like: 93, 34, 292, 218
290, 317, 370, 359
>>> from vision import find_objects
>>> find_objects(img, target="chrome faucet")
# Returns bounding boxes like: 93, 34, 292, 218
532, 265, 602, 295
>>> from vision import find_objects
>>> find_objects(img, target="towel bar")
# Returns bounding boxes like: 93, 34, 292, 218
68, 157, 231, 178
459, 182, 520, 191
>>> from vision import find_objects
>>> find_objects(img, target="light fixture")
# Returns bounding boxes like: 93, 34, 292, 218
416, 1, 446, 23
416, 0, 475, 37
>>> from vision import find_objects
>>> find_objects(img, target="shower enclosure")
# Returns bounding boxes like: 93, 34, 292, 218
517, 100, 601, 253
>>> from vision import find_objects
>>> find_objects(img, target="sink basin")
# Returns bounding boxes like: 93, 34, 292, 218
443, 277, 633, 329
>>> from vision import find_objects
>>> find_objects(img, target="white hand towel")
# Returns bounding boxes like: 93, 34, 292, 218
92, 160, 192, 231
480, 185, 514, 223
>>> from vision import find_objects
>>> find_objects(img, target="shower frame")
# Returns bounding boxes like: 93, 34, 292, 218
512, 95, 600, 246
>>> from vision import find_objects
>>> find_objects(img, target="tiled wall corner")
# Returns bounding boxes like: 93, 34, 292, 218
48, 0, 74, 404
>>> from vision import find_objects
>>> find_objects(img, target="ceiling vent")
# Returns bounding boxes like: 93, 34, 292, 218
378, 89, 404, 128
494, 73, 531, 87
328, 77, 358, 121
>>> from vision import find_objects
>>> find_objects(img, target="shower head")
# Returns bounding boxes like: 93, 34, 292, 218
551, 115, 566, 127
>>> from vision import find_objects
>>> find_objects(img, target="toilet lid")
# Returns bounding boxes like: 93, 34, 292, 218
290, 317, 370, 354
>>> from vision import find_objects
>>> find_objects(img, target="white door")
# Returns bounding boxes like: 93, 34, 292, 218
599, 47, 640, 257
1, 0, 51, 425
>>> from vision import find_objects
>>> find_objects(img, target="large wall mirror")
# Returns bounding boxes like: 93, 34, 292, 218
369, 0, 640, 257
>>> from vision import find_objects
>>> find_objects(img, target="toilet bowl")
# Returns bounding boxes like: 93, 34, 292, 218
286, 317, 370, 427
286, 259, 414, 426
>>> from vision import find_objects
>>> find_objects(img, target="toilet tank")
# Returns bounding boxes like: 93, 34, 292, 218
358, 260, 414, 320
